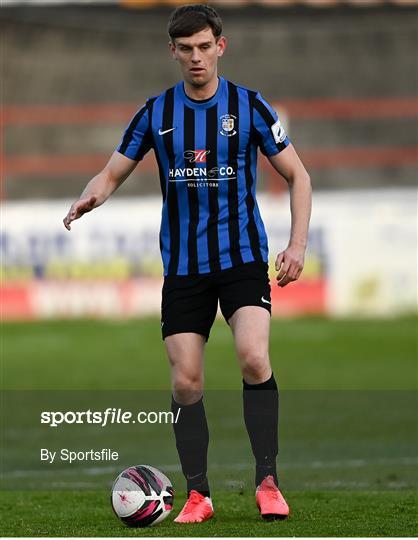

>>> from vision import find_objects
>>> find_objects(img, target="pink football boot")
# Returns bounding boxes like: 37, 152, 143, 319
256, 475, 290, 520
174, 490, 214, 523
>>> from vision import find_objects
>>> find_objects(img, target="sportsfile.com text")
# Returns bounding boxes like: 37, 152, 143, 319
40, 408, 181, 428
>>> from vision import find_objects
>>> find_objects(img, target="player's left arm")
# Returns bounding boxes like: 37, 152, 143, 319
268, 145, 312, 287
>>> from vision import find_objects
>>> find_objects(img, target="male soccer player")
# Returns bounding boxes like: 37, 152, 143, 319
63, 4, 311, 523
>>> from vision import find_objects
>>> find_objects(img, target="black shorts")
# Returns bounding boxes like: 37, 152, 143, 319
161, 261, 271, 341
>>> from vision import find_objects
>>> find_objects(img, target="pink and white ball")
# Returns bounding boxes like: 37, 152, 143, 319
111, 465, 174, 527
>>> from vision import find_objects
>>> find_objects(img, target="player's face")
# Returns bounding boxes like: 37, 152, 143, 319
170, 27, 226, 88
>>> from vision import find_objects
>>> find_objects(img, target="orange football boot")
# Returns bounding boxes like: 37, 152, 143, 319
174, 490, 214, 523
256, 475, 290, 520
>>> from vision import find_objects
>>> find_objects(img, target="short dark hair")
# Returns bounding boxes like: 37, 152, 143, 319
168, 4, 222, 41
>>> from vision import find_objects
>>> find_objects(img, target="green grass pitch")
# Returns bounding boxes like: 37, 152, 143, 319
1, 316, 417, 536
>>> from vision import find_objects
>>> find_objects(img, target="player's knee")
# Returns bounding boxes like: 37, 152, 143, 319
172, 373, 203, 405
238, 348, 270, 383
173, 371, 203, 393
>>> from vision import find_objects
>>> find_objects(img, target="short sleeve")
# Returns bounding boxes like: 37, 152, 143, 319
252, 92, 290, 156
116, 101, 153, 161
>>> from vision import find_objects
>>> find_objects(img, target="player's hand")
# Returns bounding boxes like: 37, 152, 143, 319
63, 196, 96, 230
275, 244, 305, 287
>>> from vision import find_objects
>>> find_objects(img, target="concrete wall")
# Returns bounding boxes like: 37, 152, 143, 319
3, 4, 417, 198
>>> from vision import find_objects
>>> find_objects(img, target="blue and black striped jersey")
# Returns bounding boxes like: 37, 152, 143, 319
117, 76, 290, 276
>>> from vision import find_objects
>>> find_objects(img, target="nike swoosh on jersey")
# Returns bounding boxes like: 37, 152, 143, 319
158, 127, 176, 135
261, 296, 271, 305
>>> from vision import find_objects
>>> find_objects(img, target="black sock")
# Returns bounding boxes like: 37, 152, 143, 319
243, 373, 279, 487
171, 396, 210, 498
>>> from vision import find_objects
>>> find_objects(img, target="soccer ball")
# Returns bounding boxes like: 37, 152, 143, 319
111, 465, 174, 527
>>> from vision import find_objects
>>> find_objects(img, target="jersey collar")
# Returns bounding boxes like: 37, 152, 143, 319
178, 76, 226, 109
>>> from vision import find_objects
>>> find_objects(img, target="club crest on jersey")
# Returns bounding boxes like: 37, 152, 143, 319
220, 114, 237, 137
184, 149, 210, 163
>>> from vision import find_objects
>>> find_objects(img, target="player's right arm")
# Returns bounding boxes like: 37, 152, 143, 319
63, 151, 137, 230
64, 99, 154, 230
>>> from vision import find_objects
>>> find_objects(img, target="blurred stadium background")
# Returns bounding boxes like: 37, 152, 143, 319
1, 0, 417, 320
